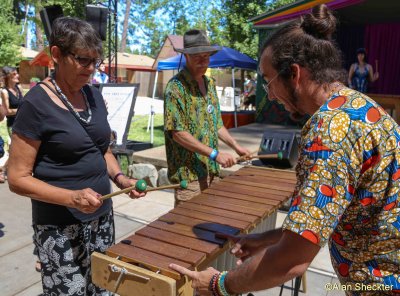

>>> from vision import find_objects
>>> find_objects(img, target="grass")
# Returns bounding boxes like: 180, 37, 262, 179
127, 114, 165, 147
0, 121, 9, 149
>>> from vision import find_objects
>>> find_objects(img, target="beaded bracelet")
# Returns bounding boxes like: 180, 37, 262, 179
112, 172, 124, 184
209, 273, 220, 296
217, 271, 230, 296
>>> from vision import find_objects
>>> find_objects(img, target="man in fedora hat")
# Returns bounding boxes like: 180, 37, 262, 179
164, 29, 250, 206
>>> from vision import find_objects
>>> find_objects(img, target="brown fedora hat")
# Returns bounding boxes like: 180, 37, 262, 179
175, 29, 222, 55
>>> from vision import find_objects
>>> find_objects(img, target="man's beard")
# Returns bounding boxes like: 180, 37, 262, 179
286, 84, 304, 121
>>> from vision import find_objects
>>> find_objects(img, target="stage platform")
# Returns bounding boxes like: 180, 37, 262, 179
131, 123, 300, 176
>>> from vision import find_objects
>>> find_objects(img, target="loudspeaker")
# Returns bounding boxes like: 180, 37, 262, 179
86, 5, 108, 41
40, 5, 64, 40
258, 128, 301, 168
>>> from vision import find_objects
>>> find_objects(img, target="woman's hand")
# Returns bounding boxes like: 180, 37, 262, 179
116, 175, 146, 199
71, 188, 103, 213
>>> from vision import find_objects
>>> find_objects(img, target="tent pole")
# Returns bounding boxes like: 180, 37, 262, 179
232, 68, 237, 128
147, 71, 158, 145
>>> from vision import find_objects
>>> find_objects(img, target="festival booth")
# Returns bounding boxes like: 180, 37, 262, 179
250, 0, 400, 125
149, 46, 258, 139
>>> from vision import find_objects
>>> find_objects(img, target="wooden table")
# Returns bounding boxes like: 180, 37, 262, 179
368, 93, 400, 124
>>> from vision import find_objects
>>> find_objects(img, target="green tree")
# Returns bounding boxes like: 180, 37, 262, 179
11, 0, 98, 51
218, 0, 297, 58
120, 0, 132, 52
0, 0, 22, 67
126, 0, 221, 57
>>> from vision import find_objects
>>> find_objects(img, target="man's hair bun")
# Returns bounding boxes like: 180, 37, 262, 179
301, 4, 337, 40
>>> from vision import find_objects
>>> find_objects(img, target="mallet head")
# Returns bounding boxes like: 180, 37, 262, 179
180, 180, 188, 189
135, 179, 147, 192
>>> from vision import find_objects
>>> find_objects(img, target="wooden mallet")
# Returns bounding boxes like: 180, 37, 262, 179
100, 180, 188, 201
236, 151, 283, 162
145, 180, 188, 192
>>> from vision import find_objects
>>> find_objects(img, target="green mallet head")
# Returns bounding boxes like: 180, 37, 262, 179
180, 180, 188, 189
135, 179, 147, 192
277, 151, 283, 160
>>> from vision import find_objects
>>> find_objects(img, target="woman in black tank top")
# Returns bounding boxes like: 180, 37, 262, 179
0, 66, 23, 183
1, 66, 23, 135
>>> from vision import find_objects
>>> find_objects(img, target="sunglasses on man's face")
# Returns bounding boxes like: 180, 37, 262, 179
68, 52, 103, 68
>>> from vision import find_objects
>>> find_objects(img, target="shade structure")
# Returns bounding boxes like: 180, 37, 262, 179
251, 0, 364, 27
29, 47, 53, 68
157, 46, 257, 71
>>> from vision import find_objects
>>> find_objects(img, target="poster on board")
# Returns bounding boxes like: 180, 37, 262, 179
99, 83, 140, 147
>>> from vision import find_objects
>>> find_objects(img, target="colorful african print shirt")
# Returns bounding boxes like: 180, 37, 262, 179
164, 68, 223, 183
283, 87, 400, 295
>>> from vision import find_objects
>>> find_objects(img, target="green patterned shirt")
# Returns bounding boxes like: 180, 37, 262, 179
164, 68, 223, 183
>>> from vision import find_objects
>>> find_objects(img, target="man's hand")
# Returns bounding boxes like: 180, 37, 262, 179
230, 233, 269, 265
235, 145, 251, 157
216, 151, 236, 168
169, 264, 219, 295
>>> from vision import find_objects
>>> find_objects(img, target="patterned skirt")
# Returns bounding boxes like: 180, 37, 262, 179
33, 211, 114, 296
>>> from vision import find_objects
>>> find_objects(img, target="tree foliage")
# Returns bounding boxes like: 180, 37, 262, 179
5, 0, 298, 61
220, 0, 297, 59
11, 0, 98, 50
123, 0, 296, 58
0, 0, 22, 67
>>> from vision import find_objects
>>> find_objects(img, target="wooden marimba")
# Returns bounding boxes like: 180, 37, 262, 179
92, 166, 296, 296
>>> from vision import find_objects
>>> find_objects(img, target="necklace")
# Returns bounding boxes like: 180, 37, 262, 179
50, 76, 92, 124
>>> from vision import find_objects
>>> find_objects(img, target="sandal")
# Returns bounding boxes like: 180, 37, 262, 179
35, 260, 41, 272
0, 171, 5, 183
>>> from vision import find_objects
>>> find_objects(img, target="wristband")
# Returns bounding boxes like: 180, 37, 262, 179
217, 271, 230, 296
112, 172, 124, 184
209, 149, 219, 161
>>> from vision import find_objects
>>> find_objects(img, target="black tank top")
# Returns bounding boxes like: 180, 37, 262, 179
5, 87, 23, 127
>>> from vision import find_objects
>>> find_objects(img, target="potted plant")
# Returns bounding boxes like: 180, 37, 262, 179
30, 77, 41, 88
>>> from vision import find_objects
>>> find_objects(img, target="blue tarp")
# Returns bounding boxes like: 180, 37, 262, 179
157, 46, 257, 71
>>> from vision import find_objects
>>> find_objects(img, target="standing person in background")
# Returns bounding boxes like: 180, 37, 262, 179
0, 66, 23, 182
0, 73, 5, 183
169, 5, 400, 295
164, 29, 250, 207
92, 63, 109, 84
243, 74, 256, 110
348, 47, 379, 93
7, 17, 145, 295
